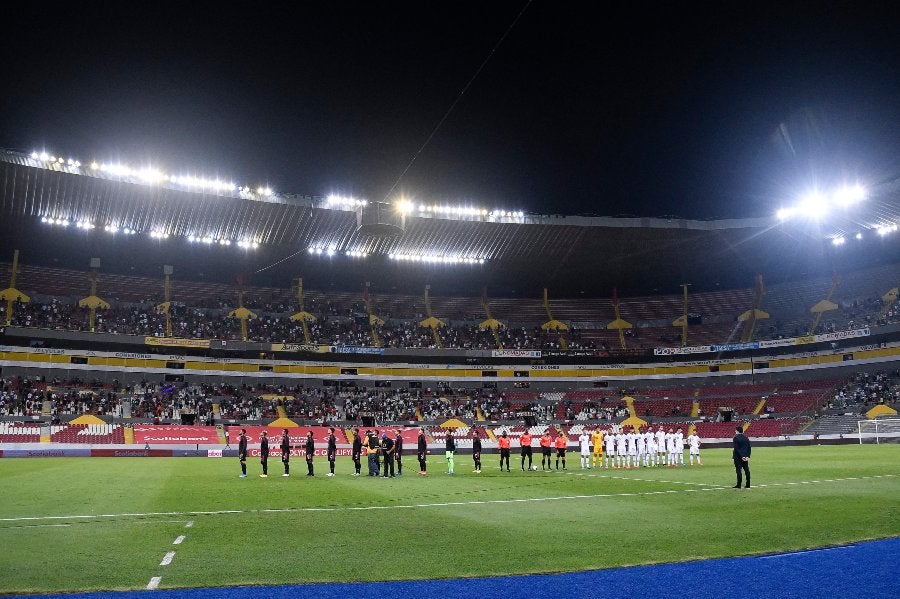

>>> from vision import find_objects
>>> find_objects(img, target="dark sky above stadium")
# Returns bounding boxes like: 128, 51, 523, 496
1, 1, 898, 220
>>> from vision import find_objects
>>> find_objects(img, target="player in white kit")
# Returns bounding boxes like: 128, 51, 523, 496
666, 428, 678, 467
625, 428, 637, 468
655, 426, 667, 466
645, 430, 657, 466
635, 428, 647, 468
615, 431, 627, 468
604, 430, 616, 468
687, 429, 702, 465
578, 431, 591, 469
675, 428, 685, 466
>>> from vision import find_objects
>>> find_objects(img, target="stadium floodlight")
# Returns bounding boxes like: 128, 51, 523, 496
395, 200, 414, 214
833, 184, 867, 206
855, 232, 863, 240
40, 152, 50, 161
831, 237, 845, 246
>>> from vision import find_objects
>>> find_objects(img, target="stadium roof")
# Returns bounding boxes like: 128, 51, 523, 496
1, 149, 898, 297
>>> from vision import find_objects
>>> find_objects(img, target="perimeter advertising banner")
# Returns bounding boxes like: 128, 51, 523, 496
145, 337, 211, 349
491, 349, 542, 358
132, 425, 220, 445
270, 343, 332, 353
654, 327, 871, 356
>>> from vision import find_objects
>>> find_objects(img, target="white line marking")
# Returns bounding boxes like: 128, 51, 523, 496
0, 473, 894, 523
185, 520, 194, 528
160, 551, 175, 566
0, 523, 71, 530
146, 577, 161, 590
173, 535, 185, 545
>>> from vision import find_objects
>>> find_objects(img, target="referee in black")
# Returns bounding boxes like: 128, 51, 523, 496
280, 428, 291, 477
238, 428, 248, 478
327, 427, 337, 477
259, 430, 269, 478
304, 430, 315, 476
351, 427, 363, 476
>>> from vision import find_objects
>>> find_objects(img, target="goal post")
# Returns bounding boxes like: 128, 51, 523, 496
857, 418, 900, 444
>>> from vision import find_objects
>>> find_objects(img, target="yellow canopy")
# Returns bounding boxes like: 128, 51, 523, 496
810, 300, 838, 314
541, 319, 569, 331
607, 318, 632, 330
79, 295, 110, 310
228, 307, 257, 319
479, 318, 505, 330
419, 316, 446, 329
268, 417, 300, 428
70, 414, 106, 425
290, 310, 317, 322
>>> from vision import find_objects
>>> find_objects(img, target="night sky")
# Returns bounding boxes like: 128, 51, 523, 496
1, 1, 898, 220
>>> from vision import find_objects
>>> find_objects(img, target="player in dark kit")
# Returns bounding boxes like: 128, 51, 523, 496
472, 432, 482, 473
381, 433, 395, 477
351, 428, 363, 476
238, 428, 248, 478
327, 427, 337, 477
259, 430, 269, 478
304, 431, 315, 476
394, 430, 403, 476
280, 428, 291, 477
417, 428, 428, 475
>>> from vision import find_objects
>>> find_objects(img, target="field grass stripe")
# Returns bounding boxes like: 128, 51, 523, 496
173, 535, 185, 545
146, 577, 161, 590
185, 521, 194, 528
0, 473, 895, 524
160, 551, 176, 566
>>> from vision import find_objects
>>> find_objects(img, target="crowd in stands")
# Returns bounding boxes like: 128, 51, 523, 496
829, 370, 900, 410
4, 274, 897, 353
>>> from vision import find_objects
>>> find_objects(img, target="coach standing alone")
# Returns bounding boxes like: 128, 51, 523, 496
732, 425, 751, 488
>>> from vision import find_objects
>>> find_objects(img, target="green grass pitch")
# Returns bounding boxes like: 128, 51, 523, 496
0, 444, 898, 594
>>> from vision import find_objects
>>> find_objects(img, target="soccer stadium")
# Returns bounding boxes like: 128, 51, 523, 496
1, 144, 899, 598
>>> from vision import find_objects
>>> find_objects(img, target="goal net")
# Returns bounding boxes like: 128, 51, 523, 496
857, 418, 900, 444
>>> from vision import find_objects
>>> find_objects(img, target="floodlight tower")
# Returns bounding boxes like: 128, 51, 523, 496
479, 288, 506, 350
363, 282, 384, 347
542, 288, 569, 350
1, 250, 29, 326
290, 277, 317, 345
79, 258, 109, 333
418, 285, 445, 348
155, 265, 174, 337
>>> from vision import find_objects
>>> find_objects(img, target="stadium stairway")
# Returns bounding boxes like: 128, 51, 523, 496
690, 401, 699, 418
624, 396, 636, 418
216, 425, 227, 444
415, 407, 423, 421
753, 399, 766, 415
475, 406, 486, 421
276, 403, 288, 418
212, 403, 222, 420
124, 426, 135, 445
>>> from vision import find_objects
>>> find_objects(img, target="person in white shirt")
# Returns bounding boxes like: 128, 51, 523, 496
687, 430, 702, 465
666, 428, 678, 467
635, 428, 646, 468
604, 429, 616, 468
655, 427, 667, 466
625, 428, 638, 468
644, 430, 656, 466
615, 431, 627, 469
578, 431, 591, 469
675, 428, 685, 466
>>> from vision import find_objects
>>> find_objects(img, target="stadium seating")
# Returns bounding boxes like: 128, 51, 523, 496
0, 423, 42, 443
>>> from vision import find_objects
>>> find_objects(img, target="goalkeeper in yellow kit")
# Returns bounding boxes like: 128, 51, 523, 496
591, 428, 604, 468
